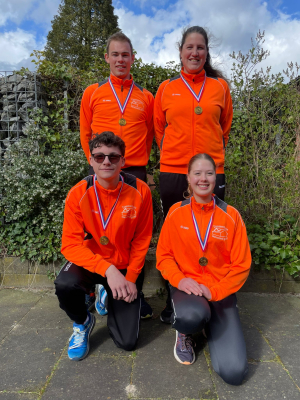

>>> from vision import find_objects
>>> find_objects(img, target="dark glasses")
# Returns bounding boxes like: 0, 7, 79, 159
91, 152, 123, 164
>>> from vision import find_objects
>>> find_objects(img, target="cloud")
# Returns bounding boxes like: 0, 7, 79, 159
0, 0, 61, 28
0, 29, 42, 71
114, 0, 300, 78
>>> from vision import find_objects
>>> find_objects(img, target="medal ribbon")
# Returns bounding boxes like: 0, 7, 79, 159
93, 174, 124, 231
108, 77, 134, 115
190, 196, 215, 252
180, 72, 206, 102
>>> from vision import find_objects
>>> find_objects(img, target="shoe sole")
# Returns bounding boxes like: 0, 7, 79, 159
173, 331, 196, 365
68, 314, 96, 361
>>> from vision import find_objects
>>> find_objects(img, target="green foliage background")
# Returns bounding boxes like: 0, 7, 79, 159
1, 32, 300, 278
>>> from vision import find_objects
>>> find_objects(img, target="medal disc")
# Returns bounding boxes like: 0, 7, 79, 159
119, 118, 126, 126
100, 236, 109, 245
199, 257, 208, 266
194, 106, 203, 115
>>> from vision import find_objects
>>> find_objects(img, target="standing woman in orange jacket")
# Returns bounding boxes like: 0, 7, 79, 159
156, 153, 251, 385
154, 26, 233, 322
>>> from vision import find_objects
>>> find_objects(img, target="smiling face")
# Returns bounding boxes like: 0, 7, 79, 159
105, 40, 135, 81
180, 32, 208, 75
187, 158, 216, 203
90, 144, 125, 189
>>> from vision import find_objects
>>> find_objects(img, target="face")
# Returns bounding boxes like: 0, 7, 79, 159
187, 158, 216, 203
90, 144, 125, 184
180, 33, 208, 75
105, 40, 135, 81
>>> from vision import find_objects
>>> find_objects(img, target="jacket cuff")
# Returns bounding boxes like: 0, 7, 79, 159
209, 287, 218, 302
125, 269, 140, 283
96, 259, 112, 277
169, 272, 186, 288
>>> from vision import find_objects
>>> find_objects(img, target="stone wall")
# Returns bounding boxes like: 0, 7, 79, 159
1, 253, 299, 295
0, 72, 46, 160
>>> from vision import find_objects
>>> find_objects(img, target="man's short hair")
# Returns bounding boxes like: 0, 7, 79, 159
106, 32, 133, 55
89, 131, 126, 156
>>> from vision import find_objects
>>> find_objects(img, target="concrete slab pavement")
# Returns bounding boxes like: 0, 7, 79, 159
0, 289, 299, 400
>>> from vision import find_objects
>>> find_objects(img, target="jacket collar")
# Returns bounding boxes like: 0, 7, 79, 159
110, 74, 133, 88
181, 67, 206, 84
191, 195, 215, 212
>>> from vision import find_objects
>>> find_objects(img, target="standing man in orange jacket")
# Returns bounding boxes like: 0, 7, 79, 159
55, 132, 153, 360
80, 32, 154, 318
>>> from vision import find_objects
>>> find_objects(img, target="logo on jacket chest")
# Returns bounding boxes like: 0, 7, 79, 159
212, 226, 228, 240
122, 205, 136, 219
130, 98, 144, 111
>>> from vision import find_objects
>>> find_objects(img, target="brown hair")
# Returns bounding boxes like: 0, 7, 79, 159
106, 32, 133, 55
184, 153, 216, 198
89, 131, 126, 156
178, 26, 228, 82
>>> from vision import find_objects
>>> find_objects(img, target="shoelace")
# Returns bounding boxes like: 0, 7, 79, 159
69, 327, 87, 349
178, 333, 195, 352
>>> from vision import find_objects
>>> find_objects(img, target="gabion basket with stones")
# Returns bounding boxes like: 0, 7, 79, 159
0, 71, 47, 164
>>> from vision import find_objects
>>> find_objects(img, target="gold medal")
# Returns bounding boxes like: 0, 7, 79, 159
100, 236, 109, 245
199, 257, 208, 266
194, 106, 203, 115
119, 118, 126, 126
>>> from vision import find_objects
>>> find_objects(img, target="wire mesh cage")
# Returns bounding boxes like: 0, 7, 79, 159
0, 71, 47, 166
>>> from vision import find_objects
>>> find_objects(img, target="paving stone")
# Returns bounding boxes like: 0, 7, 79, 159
265, 331, 300, 387
211, 362, 300, 400
41, 357, 132, 400
239, 313, 275, 361
0, 393, 38, 400
0, 289, 43, 341
132, 329, 214, 399
0, 326, 67, 392
20, 294, 70, 330
236, 293, 299, 334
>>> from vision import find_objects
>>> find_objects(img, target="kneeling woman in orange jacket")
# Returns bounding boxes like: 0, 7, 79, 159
156, 153, 251, 386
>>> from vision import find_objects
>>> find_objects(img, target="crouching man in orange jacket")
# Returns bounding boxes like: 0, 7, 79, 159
55, 131, 153, 360
156, 153, 251, 385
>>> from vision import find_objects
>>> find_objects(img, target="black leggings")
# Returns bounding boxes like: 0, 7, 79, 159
55, 262, 143, 351
170, 287, 248, 386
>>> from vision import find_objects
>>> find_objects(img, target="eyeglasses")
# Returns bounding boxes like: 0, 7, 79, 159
91, 152, 123, 164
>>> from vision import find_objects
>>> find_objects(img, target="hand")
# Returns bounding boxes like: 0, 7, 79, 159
199, 284, 212, 300
123, 281, 138, 303
178, 278, 203, 296
105, 265, 131, 300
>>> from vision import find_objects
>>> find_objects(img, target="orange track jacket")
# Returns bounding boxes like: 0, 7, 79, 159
61, 173, 153, 283
156, 196, 251, 301
80, 74, 154, 168
154, 69, 233, 175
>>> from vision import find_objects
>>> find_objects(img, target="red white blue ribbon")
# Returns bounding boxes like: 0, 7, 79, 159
190, 196, 215, 252
93, 174, 124, 230
108, 77, 134, 115
180, 72, 206, 102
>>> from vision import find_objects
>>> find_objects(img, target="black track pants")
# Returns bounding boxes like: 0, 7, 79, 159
55, 262, 143, 351
159, 172, 225, 219
170, 287, 248, 386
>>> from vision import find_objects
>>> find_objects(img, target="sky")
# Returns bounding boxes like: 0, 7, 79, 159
0, 0, 299, 80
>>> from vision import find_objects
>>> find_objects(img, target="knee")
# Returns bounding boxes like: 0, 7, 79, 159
54, 274, 79, 297
174, 306, 211, 334
217, 359, 248, 386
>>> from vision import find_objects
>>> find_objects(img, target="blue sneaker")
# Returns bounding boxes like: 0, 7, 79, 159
95, 284, 108, 316
68, 312, 95, 361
